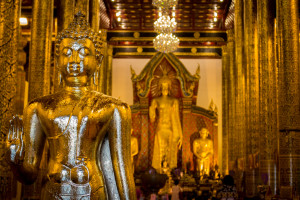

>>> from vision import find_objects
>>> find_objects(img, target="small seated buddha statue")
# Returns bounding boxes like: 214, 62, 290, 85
6, 12, 136, 200
193, 128, 213, 176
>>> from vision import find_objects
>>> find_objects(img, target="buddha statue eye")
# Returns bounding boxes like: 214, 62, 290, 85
79, 48, 90, 56
62, 48, 72, 56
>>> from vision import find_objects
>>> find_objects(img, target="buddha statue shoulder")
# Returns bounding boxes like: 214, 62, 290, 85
6, 12, 136, 200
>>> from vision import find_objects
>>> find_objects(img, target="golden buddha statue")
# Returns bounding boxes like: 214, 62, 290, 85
6, 12, 136, 200
149, 70, 182, 171
131, 129, 138, 173
193, 128, 213, 176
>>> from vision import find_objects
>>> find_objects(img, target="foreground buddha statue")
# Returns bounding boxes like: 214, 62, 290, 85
193, 128, 213, 176
6, 12, 136, 200
149, 70, 182, 171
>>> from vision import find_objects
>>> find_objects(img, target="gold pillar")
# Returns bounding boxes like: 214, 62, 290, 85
222, 45, 229, 174
244, 0, 259, 197
57, 0, 75, 33
227, 29, 236, 173
257, 0, 277, 195
106, 45, 113, 95
24, 0, 53, 198
277, 0, 300, 194
76, 0, 89, 19
0, 1, 20, 199
89, 0, 100, 32
54, 0, 75, 92
16, 37, 27, 115
234, 0, 246, 191
98, 29, 108, 93
28, 0, 53, 101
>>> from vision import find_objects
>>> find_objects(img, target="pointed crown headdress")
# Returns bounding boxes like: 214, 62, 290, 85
158, 65, 172, 89
55, 12, 103, 59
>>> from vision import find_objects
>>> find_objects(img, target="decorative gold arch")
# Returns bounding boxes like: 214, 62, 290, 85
130, 52, 218, 172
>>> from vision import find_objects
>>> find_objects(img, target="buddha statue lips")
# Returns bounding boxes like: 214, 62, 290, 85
6, 12, 136, 200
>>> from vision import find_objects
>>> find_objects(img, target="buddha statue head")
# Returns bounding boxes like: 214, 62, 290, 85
55, 12, 103, 87
158, 66, 172, 96
199, 128, 209, 139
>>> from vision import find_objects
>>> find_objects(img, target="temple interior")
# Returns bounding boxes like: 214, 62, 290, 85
0, 0, 299, 199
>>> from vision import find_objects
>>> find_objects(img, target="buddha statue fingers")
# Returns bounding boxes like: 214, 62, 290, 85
6, 115, 24, 165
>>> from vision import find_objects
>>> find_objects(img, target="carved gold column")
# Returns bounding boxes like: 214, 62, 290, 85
227, 29, 236, 173
57, 0, 75, 33
28, 0, 53, 101
234, 0, 246, 190
106, 45, 113, 95
277, 0, 300, 194
244, 0, 259, 197
222, 45, 229, 174
24, 0, 54, 198
98, 29, 108, 93
54, 0, 75, 92
0, 1, 20, 199
16, 37, 27, 115
76, 0, 89, 19
257, 0, 277, 195
89, 0, 100, 32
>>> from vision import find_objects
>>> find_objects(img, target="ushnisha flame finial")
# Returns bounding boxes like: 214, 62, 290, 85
55, 11, 103, 59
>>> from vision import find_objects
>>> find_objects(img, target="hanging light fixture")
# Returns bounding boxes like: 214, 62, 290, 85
153, 0, 179, 53
153, 33, 179, 53
154, 15, 177, 34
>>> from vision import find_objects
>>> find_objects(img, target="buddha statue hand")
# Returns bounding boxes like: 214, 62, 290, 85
178, 137, 182, 149
6, 115, 24, 165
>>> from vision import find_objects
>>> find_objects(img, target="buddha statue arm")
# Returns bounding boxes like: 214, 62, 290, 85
6, 102, 46, 184
108, 105, 136, 200
131, 138, 138, 157
149, 99, 157, 123
174, 99, 182, 149
192, 141, 200, 159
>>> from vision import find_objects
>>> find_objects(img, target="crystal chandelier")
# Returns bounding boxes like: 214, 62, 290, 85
154, 15, 177, 34
153, 0, 179, 53
152, 0, 178, 9
153, 33, 179, 53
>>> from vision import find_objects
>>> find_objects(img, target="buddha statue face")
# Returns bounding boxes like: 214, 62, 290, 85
55, 12, 103, 88
200, 128, 209, 139
57, 38, 97, 87
161, 82, 169, 96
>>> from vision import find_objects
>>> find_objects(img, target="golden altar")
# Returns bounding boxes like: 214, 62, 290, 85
130, 52, 218, 173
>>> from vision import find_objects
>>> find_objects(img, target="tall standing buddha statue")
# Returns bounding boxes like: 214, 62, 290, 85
6, 12, 136, 200
149, 70, 182, 172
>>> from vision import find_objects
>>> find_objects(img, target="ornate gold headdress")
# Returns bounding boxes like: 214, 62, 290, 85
55, 12, 103, 59
158, 65, 172, 88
